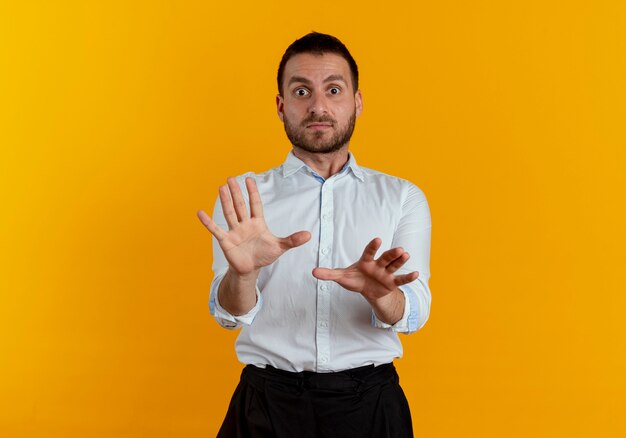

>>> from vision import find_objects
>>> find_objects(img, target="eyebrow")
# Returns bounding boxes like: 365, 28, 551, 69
287, 74, 348, 87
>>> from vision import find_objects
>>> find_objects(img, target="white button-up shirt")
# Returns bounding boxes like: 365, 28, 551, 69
209, 151, 432, 372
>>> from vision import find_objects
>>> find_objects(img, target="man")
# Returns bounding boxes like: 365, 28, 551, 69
197, 32, 432, 438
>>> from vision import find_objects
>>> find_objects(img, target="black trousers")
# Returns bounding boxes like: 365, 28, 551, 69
217, 362, 413, 438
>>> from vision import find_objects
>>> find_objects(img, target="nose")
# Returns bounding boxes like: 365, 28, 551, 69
308, 91, 329, 115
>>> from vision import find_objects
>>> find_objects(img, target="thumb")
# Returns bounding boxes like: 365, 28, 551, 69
279, 230, 311, 250
312, 267, 343, 281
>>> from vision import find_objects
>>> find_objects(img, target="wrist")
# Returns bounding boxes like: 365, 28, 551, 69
228, 267, 260, 284
362, 287, 400, 306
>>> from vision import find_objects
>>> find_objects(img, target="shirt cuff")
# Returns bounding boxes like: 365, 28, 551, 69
370, 286, 416, 333
209, 273, 263, 329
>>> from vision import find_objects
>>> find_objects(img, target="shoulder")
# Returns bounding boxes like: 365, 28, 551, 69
358, 165, 428, 201
231, 164, 283, 193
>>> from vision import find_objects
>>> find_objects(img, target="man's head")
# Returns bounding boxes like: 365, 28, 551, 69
276, 32, 363, 154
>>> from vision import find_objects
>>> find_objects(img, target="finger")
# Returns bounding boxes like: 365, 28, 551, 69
312, 267, 344, 281
279, 230, 311, 250
196, 210, 227, 241
376, 246, 405, 267
393, 271, 419, 286
227, 177, 249, 222
245, 177, 264, 219
219, 184, 240, 230
386, 252, 410, 274
360, 237, 382, 262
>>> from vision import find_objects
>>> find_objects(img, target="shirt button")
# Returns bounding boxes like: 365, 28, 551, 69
320, 283, 328, 291
320, 356, 328, 363
321, 247, 329, 255
319, 321, 328, 328
322, 213, 330, 221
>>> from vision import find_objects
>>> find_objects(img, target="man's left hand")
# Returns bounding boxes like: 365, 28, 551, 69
312, 237, 419, 302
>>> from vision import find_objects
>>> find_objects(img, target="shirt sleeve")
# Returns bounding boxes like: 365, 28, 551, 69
371, 181, 432, 334
207, 173, 263, 329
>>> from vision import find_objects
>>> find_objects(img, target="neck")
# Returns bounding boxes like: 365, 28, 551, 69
292, 146, 350, 179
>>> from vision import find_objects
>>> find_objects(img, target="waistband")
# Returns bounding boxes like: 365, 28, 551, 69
242, 363, 397, 392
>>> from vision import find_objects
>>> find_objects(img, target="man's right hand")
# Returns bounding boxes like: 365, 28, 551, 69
197, 176, 311, 278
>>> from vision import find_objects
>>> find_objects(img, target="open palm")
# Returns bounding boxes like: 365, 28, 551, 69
198, 177, 310, 276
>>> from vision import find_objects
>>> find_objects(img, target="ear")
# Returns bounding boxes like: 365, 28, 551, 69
355, 90, 363, 117
276, 94, 284, 122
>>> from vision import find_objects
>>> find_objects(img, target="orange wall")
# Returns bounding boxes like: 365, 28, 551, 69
1, 1, 625, 436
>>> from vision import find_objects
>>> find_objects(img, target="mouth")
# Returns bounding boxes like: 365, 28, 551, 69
306, 123, 333, 129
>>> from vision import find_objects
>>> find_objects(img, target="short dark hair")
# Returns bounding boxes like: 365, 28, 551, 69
277, 32, 359, 96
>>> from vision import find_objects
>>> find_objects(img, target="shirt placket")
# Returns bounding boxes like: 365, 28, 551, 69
316, 177, 334, 372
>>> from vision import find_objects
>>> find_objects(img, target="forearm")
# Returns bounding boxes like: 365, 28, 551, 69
217, 268, 259, 316
365, 288, 405, 326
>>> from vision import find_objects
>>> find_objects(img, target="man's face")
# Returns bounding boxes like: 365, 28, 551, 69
277, 52, 363, 154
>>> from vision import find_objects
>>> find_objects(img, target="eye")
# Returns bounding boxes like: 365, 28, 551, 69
329, 87, 341, 95
294, 88, 309, 97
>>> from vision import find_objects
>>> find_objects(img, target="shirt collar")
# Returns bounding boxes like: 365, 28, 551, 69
280, 150, 365, 182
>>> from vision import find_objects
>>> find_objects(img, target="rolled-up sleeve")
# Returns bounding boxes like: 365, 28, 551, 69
372, 181, 432, 334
